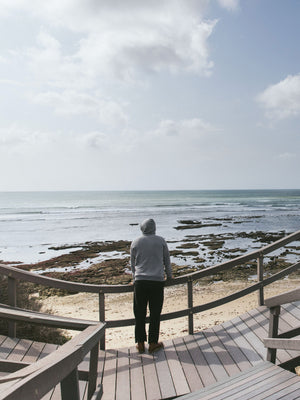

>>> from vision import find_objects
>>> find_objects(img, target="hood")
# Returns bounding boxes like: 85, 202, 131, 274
140, 218, 156, 235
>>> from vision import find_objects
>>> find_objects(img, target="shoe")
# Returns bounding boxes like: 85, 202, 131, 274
136, 342, 145, 354
148, 342, 164, 354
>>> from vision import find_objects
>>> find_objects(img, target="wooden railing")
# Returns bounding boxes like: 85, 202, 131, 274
0, 306, 105, 400
264, 287, 300, 370
1, 229, 300, 349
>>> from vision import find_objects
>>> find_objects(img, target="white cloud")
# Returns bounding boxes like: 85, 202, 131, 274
33, 90, 128, 128
0, 124, 50, 149
25, 30, 92, 90
153, 118, 217, 138
2, 1, 217, 87
278, 152, 296, 160
217, 0, 240, 11
257, 74, 300, 120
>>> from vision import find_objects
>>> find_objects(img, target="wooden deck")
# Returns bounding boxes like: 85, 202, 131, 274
0, 302, 300, 399
178, 361, 300, 399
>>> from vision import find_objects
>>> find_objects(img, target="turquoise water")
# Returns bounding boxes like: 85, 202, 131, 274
0, 190, 300, 263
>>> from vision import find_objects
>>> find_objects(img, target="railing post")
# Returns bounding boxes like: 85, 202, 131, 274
99, 291, 105, 350
87, 342, 100, 400
257, 254, 264, 306
61, 368, 80, 400
187, 278, 194, 335
266, 305, 281, 363
7, 276, 17, 337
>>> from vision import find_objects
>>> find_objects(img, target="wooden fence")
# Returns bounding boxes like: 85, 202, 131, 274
1, 230, 300, 349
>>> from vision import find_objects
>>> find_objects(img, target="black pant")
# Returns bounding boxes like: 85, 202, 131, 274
133, 280, 164, 344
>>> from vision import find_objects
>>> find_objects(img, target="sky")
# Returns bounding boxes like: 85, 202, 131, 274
0, 0, 299, 191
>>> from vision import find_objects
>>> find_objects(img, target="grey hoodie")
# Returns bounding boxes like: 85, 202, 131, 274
130, 218, 172, 282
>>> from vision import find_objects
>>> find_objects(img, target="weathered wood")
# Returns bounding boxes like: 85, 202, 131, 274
115, 349, 130, 400
265, 338, 300, 351
212, 323, 252, 372
173, 336, 203, 393
183, 335, 216, 388
163, 339, 190, 397
177, 362, 300, 400
203, 329, 240, 376
219, 319, 262, 367
152, 341, 176, 399
61, 368, 80, 400
141, 351, 161, 400
6, 338, 33, 362
7, 277, 17, 338
99, 292, 105, 350
257, 254, 264, 306
0, 337, 19, 359
267, 306, 281, 363
0, 360, 30, 373
87, 343, 99, 400
101, 349, 117, 400
247, 307, 297, 361
0, 303, 98, 331
188, 279, 194, 335
265, 287, 300, 308
128, 346, 146, 400
0, 324, 105, 400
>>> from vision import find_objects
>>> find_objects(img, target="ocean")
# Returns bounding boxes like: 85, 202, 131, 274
0, 190, 300, 265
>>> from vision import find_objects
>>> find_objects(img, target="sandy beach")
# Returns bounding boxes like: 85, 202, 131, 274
38, 278, 300, 349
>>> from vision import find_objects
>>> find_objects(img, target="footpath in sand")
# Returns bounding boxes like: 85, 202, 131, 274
38, 278, 300, 349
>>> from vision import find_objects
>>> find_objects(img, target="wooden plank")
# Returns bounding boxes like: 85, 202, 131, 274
173, 337, 203, 393
194, 365, 284, 400
252, 375, 300, 399
115, 349, 130, 400
176, 362, 276, 399
141, 351, 161, 400
128, 346, 146, 400
163, 338, 190, 397
282, 302, 300, 321
202, 329, 240, 376
184, 335, 216, 388
0, 336, 8, 346
231, 316, 266, 359
79, 380, 88, 400
281, 303, 300, 328
224, 367, 291, 400
221, 319, 263, 366
21, 341, 46, 363
278, 385, 300, 400
0, 337, 19, 359
38, 343, 59, 360
193, 332, 229, 383
249, 307, 298, 361
212, 323, 252, 372
152, 340, 176, 399
101, 349, 117, 400
6, 339, 33, 362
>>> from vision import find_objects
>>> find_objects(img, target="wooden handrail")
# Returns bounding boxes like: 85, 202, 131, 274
264, 285, 300, 365
1, 229, 300, 349
0, 322, 105, 400
0, 303, 98, 330
264, 287, 300, 308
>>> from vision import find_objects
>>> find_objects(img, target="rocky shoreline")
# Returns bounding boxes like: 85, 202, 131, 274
9, 227, 300, 292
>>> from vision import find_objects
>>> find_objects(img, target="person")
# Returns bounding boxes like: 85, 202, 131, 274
130, 218, 173, 354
